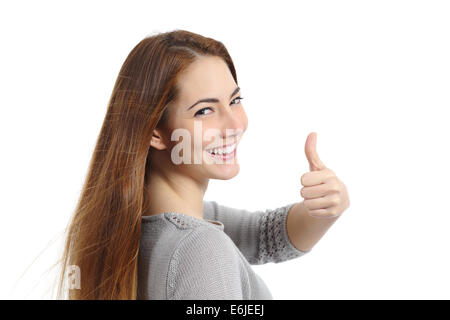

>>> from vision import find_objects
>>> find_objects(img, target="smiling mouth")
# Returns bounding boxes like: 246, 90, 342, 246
205, 142, 237, 156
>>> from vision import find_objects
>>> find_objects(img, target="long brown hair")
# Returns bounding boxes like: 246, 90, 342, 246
55, 29, 238, 299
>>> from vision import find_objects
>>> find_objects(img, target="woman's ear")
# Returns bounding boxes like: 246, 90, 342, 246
150, 127, 168, 151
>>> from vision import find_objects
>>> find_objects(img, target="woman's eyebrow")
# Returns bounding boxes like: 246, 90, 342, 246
187, 86, 240, 111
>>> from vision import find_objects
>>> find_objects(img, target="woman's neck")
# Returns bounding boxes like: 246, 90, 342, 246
143, 168, 208, 220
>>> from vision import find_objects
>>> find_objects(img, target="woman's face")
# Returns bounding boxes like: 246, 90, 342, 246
151, 55, 248, 181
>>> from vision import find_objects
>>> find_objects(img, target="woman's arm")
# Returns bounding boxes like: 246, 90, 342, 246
203, 200, 310, 265
286, 201, 340, 252
203, 133, 350, 264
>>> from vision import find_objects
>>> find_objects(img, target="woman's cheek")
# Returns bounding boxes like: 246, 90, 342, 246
240, 108, 249, 133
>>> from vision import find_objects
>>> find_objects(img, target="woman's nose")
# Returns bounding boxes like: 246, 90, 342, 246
220, 108, 245, 138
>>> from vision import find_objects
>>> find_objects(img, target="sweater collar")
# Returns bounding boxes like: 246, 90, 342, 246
142, 211, 224, 231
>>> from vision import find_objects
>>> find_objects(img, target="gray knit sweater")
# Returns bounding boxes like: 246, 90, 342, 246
137, 200, 311, 300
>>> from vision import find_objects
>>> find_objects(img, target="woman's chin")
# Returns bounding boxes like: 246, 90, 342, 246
208, 163, 240, 180
201, 149, 240, 179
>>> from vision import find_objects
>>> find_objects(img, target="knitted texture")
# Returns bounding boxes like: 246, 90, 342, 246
257, 203, 309, 264
137, 201, 310, 300
202, 201, 310, 265
166, 226, 245, 300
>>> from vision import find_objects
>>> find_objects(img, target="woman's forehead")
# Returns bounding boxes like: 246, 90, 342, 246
176, 57, 235, 102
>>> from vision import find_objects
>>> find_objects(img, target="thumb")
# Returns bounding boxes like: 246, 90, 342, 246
305, 132, 326, 171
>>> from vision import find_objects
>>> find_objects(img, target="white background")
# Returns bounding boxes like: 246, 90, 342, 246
1, 0, 449, 299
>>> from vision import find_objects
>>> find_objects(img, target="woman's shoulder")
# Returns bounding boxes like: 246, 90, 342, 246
138, 212, 242, 299
166, 224, 245, 299
140, 211, 232, 260
139, 212, 246, 299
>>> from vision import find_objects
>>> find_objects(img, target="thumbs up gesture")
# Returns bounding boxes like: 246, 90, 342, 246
300, 132, 350, 219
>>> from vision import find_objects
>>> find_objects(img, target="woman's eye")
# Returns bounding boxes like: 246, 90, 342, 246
231, 96, 244, 105
194, 97, 244, 117
194, 107, 212, 117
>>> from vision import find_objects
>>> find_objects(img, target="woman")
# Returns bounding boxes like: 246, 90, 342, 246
56, 29, 350, 300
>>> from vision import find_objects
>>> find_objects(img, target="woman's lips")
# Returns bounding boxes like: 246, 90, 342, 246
205, 141, 237, 154
205, 144, 237, 161
206, 148, 237, 161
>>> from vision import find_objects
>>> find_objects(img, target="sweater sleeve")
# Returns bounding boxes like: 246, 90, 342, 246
203, 200, 311, 265
166, 226, 245, 300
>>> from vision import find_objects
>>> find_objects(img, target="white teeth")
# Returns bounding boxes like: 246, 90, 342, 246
207, 143, 236, 155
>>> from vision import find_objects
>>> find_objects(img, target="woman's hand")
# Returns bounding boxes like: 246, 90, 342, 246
300, 132, 350, 219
